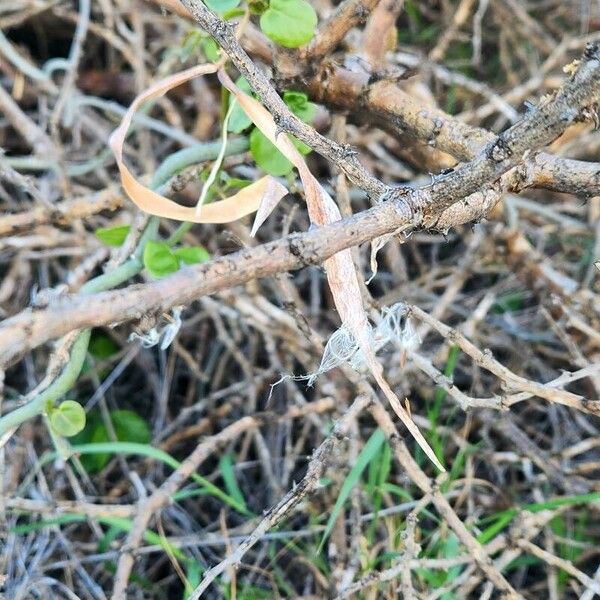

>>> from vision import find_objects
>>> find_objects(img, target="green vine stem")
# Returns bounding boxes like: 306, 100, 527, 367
0, 331, 91, 436
0, 137, 249, 437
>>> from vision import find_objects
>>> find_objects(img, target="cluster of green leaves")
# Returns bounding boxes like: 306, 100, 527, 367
171, 2, 320, 177
179, 0, 319, 64
96, 225, 211, 279
228, 81, 317, 175
207, 0, 317, 49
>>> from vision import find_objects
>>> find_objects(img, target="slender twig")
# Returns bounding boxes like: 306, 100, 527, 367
183, 395, 371, 600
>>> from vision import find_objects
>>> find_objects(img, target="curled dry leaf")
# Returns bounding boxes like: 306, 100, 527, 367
220, 70, 444, 471
109, 63, 287, 226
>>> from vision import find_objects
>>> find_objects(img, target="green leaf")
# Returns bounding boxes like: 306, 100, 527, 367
250, 128, 294, 176
184, 562, 202, 599
219, 453, 248, 512
246, 88, 314, 172
220, 172, 252, 190
227, 77, 253, 133
174, 246, 211, 265
292, 136, 312, 155
95, 225, 130, 247
111, 410, 152, 445
222, 6, 246, 19
88, 332, 120, 360
319, 429, 386, 551
70, 441, 250, 514
260, 0, 317, 48
200, 37, 220, 62
87, 412, 150, 466
180, 29, 204, 62
283, 91, 317, 123
143, 241, 180, 278
248, 0, 269, 15
492, 291, 525, 314
204, 0, 240, 13
50, 400, 86, 437
72, 409, 151, 472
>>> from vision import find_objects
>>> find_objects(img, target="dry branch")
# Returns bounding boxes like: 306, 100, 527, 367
2, 42, 599, 366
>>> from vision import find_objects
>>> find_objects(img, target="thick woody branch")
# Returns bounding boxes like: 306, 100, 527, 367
156, 0, 599, 197
300, 59, 600, 197
304, 0, 380, 60
414, 46, 600, 217
2, 43, 598, 367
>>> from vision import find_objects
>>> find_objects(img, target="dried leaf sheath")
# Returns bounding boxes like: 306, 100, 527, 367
220, 69, 444, 472
109, 63, 287, 224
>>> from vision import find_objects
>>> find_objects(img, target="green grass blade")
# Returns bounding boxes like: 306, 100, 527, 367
318, 429, 386, 552
523, 491, 600, 513
477, 510, 517, 544
12, 514, 85, 532
11, 514, 187, 562
71, 442, 250, 515
218, 453, 248, 513
426, 345, 461, 467
477, 491, 600, 543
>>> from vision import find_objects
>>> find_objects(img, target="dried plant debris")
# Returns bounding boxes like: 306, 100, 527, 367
0, 1, 599, 599
307, 303, 420, 384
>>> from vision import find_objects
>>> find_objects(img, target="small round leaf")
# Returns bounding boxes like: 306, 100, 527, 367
283, 91, 317, 123
260, 0, 317, 49
50, 401, 86, 437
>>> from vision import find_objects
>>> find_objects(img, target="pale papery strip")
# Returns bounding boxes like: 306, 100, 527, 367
219, 69, 444, 471
109, 63, 287, 224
